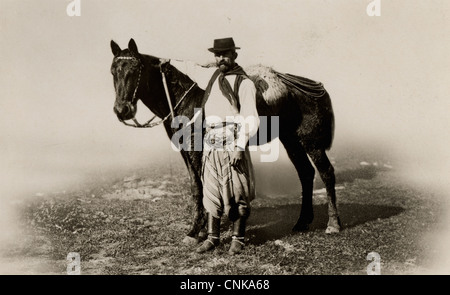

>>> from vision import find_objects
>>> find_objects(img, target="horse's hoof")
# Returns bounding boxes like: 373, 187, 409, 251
325, 226, 340, 234
325, 216, 341, 234
292, 222, 309, 232
182, 236, 198, 245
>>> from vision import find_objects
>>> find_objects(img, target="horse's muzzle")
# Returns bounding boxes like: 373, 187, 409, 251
114, 102, 136, 121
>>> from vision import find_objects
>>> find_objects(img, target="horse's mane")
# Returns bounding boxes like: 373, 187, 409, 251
141, 54, 199, 99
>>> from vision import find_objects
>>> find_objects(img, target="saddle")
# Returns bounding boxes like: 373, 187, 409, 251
276, 72, 326, 98
245, 65, 326, 105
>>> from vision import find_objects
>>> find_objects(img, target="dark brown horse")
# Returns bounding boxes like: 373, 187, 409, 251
110, 39, 341, 244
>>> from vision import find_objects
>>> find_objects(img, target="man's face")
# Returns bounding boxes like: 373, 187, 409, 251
215, 50, 237, 73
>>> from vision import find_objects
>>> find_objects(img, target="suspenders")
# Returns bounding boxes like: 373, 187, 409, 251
203, 69, 248, 112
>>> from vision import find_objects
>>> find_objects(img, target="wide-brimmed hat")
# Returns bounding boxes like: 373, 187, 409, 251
208, 37, 241, 53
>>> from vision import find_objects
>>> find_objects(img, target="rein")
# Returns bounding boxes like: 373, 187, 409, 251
115, 56, 196, 128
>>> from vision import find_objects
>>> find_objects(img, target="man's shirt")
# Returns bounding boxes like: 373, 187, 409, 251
171, 60, 260, 150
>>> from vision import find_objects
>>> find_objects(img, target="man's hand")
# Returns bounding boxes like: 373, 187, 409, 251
230, 150, 245, 174
159, 58, 170, 65
159, 58, 170, 71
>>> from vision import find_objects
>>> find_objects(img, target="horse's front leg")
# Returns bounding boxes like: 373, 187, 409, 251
182, 151, 207, 245
183, 177, 206, 245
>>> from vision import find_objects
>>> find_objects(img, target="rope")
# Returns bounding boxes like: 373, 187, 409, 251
121, 81, 197, 128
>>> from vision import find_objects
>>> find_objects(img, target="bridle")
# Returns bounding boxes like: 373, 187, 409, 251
114, 56, 142, 106
114, 56, 196, 128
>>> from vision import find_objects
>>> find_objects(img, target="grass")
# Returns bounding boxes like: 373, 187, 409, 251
2, 159, 444, 275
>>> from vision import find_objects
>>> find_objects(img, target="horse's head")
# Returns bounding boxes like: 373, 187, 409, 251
110, 39, 200, 128
110, 39, 144, 121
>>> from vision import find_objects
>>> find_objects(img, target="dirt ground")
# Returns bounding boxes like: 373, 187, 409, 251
0, 146, 448, 275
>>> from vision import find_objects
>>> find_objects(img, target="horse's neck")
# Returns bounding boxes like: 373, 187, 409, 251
164, 64, 203, 115
140, 55, 201, 120
166, 64, 195, 100
138, 55, 172, 118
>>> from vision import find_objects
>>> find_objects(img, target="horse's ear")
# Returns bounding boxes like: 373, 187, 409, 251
111, 40, 121, 56
128, 38, 139, 54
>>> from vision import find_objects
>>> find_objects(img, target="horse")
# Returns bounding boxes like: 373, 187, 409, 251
110, 38, 341, 244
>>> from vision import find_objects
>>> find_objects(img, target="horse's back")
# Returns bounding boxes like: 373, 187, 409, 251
245, 65, 334, 150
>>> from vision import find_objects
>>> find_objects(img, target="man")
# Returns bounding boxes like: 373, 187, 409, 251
166, 38, 259, 255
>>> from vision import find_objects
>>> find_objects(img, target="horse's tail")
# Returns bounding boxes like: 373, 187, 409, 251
311, 89, 334, 151
325, 95, 335, 150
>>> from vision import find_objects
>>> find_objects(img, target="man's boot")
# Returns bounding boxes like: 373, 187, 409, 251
196, 214, 220, 253
229, 217, 246, 255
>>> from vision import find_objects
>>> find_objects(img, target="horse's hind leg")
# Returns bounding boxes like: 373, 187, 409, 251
307, 148, 341, 234
280, 135, 315, 231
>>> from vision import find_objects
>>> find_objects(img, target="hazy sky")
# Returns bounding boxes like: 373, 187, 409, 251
1, 0, 449, 198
